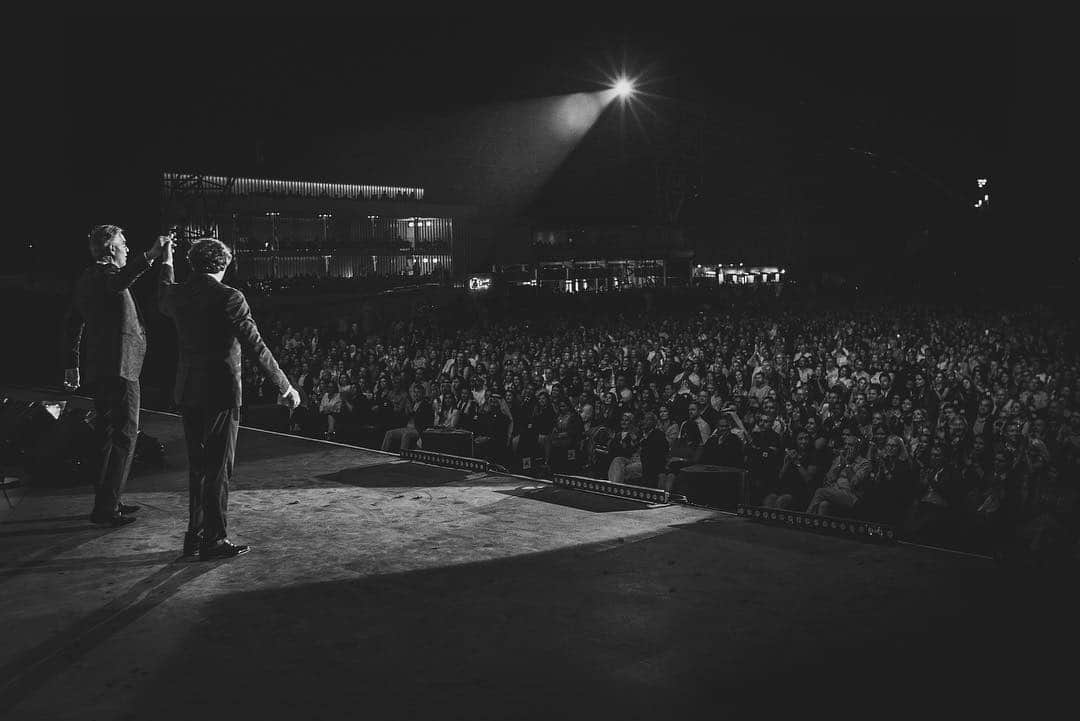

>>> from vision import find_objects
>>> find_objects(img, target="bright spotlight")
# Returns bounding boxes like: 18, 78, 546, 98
613, 78, 635, 98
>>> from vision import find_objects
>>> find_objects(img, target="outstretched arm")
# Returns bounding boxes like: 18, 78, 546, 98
224, 288, 291, 397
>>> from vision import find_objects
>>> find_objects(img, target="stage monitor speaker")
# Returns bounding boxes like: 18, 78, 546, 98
28, 407, 97, 486
0, 399, 58, 465
421, 428, 474, 457
673, 464, 750, 511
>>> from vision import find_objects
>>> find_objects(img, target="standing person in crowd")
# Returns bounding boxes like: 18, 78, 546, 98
64, 225, 173, 527
159, 238, 301, 560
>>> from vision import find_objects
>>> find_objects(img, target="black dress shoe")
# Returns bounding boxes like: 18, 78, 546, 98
199, 539, 250, 561
118, 503, 141, 514
182, 531, 202, 557
89, 511, 136, 527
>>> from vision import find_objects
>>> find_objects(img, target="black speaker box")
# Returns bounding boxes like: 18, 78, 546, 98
421, 428, 474, 457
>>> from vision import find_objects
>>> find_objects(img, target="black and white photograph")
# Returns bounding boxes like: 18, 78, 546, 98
2, 11, 1075, 719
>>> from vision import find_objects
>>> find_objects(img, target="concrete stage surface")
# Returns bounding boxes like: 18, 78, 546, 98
1, 389, 1076, 719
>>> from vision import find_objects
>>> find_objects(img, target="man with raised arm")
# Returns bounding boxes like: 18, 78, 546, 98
64, 225, 172, 527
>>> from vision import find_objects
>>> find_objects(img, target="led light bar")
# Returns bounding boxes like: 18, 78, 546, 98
736, 505, 896, 542
552, 474, 670, 506
400, 449, 490, 473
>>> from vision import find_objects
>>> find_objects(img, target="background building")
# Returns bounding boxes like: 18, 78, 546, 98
161, 172, 477, 279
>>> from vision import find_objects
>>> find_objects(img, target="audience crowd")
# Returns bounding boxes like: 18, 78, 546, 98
239, 287, 1079, 560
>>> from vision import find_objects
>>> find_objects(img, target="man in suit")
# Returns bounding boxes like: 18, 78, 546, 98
64, 225, 172, 526
159, 238, 300, 560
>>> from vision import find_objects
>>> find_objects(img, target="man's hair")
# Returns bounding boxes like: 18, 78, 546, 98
187, 238, 233, 273
88, 224, 123, 259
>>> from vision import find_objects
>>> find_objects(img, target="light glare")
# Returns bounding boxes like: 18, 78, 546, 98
613, 78, 634, 98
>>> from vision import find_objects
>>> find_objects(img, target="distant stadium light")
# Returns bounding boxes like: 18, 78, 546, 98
613, 78, 635, 98
977, 178, 988, 188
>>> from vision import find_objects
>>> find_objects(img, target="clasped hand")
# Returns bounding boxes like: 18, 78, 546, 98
278, 386, 301, 409
148, 234, 176, 260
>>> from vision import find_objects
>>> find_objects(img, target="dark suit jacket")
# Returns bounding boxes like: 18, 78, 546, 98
406, 399, 435, 433
158, 265, 289, 410
64, 255, 152, 384
640, 428, 670, 482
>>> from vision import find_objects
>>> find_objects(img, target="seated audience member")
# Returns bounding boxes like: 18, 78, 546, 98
747, 410, 782, 486
448, 387, 474, 429
639, 411, 671, 488
658, 405, 681, 446
368, 376, 398, 431
968, 447, 1015, 555
610, 411, 670, 487
698, 413, 746, 468
858, 434, 916, 525
606, 412, 640, 479
806, 427, 870, 517
381, 383, 434, 452
904, 442, 962, 545
509, 389, 532, 456
318, 380, 350, 440
290, 381, 321, 436
579, 402, 597, 435
596, 391, 621, 430
472, 394, 513, 464
546, 396, 585, 467
1012, 439, 1077, 559
763, 430, 819, 510
519, 392, 555, 461
674, 401, 711, 456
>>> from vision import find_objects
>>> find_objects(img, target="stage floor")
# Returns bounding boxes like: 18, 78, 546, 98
0, 388, 1076, 718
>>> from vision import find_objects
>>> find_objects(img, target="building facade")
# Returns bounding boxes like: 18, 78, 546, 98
161, 173, 477, 279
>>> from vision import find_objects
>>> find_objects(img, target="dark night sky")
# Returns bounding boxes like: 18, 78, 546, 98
45, 13, 1019, 265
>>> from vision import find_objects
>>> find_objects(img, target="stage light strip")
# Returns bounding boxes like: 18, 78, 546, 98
736, 505, 896, 542
400, 449, 491, 473
552, 474, 670, 506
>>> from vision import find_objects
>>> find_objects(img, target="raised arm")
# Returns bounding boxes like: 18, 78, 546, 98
99, 253, 150, 295
158, 255, 176, 318
104, 234, 170, 294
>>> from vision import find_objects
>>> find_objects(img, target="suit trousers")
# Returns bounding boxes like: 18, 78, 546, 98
92, 377, 140, 515
181, 405, 239, 544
